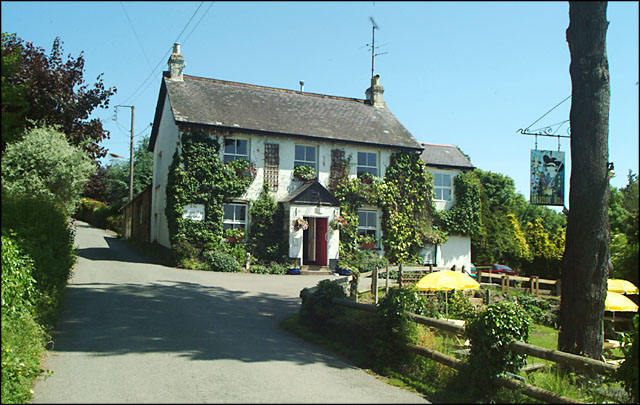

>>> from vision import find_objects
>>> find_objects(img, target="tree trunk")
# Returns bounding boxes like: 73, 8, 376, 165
558, 1, 610, 361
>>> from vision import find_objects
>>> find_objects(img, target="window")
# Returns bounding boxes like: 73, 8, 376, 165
294, 145, 316, 171
224, 139, 248, 163
357, 152, 378, 176
434, 173, 452, 201
223, 203, 247, 231
357, 209, 378, 244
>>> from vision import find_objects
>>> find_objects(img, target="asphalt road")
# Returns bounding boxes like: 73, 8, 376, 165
31, 221, 429, 403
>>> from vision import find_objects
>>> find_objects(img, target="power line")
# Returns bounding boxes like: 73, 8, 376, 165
120, 2, 154, 73
182, 2, 214, 45
120, 2, 205, 105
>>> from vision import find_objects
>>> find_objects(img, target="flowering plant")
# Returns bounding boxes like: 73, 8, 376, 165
358, 171, 375, 183
224, 227, 245, 241
357, 234, 377, 245
292, 218, 309, 232
293, 165, 316, 181
330, 216, 347, 231
227, 158, 256, 177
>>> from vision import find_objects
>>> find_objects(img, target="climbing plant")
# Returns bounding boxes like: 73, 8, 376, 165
435, 170, 483, 237
165, 130, 255, 259
247, 183, 287, 263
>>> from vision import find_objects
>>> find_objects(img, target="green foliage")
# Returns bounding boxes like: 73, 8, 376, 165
1, 33, 116, 159
616, 314, 639, 402
104, 135, 153, 206
515, 295, 557, 327
465, 301, 531, 388
293, 164, 316, 181
247, 184, 286, 263
1, 234, 39, 317
74, 197, 121, 233
445, 291, 475, 321
1, 125, 94, 216
300, 279, 347, 331
202, 249, 241, 272
250, 262, 288, 275
1, 192, 75, 329
523, 218, 564, 279
223, 227, 245, 241
165, 130, 254, 258
435, 171, 483, 237
609, 171, 639, 285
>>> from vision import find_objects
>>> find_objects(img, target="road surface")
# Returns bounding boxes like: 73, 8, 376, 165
31, 221, 429, 403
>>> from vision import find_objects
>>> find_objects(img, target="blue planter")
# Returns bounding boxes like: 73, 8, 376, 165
338, 269, 351, 276
288, 268, 300, 275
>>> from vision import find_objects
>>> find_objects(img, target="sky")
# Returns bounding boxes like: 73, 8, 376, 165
2, 1, 638, 208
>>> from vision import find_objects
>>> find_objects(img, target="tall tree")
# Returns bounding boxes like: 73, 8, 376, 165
558, 1, 610, 360
1, 33, 116, 159
105, 135, 153, 207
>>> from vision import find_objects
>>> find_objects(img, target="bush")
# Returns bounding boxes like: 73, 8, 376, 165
464, 301, 531, 394
250, 262, 287, 275
445, 290, 475, 321
300, 279, 347, 331
1, 193, 75, 328
515, 295, 557, 327
74, 197, 121, 232
1, 234, 39, 317
1, 125, 93, 216
617, 314, 639, 402
203, 249, 241, 272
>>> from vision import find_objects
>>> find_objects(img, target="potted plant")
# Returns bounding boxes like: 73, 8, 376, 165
293, 165, 316, 182
227, 158, 256, 178
358, 171, 375, 184
291, 218, 309, 232
224, 227, 245, 244
329, 216, 347, 231
357, 234, 376, 249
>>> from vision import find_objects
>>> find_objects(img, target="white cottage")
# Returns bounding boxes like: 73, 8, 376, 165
419, 143, 475, 271
148, 44, 425, 271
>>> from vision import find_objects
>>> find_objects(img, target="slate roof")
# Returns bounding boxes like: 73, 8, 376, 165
282, 181, 340, 207
149, 73, 422, 152
420, 143, 474, 170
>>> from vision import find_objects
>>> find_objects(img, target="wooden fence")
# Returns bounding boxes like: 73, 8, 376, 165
327, 296, 622, 404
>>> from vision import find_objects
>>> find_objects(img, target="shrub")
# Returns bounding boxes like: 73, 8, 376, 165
74, 197, 121, 232
203, 249, 241, 272
445, 290, 475, 321
617, 314, 639, 403
251, 262, 287, 275
465, 301, 531, 394
1, 234, 39, 317
299, 279, 347, 331
1, 125, 94, 216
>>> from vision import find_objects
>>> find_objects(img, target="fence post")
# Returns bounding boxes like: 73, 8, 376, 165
429, 264, 433, 274
399, 263, 403, 288
385, 264, 389, 294
536, 277, 540, 296
555, 279, 561, 297
485, 288, 491, 305
372, 266, 379, 304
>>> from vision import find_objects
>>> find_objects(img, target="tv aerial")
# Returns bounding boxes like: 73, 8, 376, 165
366, 17, 388, 79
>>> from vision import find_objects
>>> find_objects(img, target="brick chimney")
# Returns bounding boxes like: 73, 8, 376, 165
365, 74, 385, 108
168, 43, 184, 81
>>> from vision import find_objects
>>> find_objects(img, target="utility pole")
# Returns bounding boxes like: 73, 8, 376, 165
115, 105, 135, 202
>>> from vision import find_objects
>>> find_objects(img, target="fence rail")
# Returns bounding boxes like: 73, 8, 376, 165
328, 296, 622, 404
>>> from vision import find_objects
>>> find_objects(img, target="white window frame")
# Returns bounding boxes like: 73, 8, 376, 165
223, 203, 247, 231
223, 138, 249, 164
294, 144, 317, 171
433, 173, 452, 201
357, 151, 378, 177
357, 209, 379, 247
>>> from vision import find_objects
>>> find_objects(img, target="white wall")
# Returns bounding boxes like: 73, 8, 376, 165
287, 204, 340, 264
151, 93, 179, 248
438, 235, 472, 270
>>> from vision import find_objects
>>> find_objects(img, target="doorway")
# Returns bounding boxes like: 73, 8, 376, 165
302, 217, 327, 266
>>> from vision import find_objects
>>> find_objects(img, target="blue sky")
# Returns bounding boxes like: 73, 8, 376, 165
2, 1, 638, 207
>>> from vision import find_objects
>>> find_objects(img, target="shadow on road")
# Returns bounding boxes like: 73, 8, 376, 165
76, 236, 163, 265
51, 279, 354, 370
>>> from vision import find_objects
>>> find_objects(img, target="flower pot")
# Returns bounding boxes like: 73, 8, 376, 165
360, 242, 375, 249
288, 268, 300, 275
360, 177, 373, 184
227, 237, 242, 244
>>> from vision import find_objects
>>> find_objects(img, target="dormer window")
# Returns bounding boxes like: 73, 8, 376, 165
224, 139, 248, 163
357, 152, 378, 177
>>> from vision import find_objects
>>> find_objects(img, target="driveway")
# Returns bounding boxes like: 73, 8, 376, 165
31, 221, 429, 403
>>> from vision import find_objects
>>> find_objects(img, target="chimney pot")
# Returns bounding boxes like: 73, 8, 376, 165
365, 74, 384, 108
168, 42, 185, 81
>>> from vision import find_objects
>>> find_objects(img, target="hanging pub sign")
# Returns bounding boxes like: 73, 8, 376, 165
530, 150, 565, 206
182, 204, 205, 221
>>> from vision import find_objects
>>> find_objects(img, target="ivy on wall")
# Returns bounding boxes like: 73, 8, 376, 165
165, 130, 254, 255
435, 170, 483, 237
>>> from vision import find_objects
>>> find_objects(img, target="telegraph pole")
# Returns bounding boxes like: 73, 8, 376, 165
115, 105, 135, 202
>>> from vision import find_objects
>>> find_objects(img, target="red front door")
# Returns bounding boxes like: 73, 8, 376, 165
315, 218, 328, 266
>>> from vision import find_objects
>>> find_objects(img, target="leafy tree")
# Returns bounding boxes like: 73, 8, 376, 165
609, 171, 639, 285
104, 135, 153, 206
82, 162, 109, 202
559, 1, 610, 360
1, 33, 116, 159
523, 218, 564, 279
1, 125, 94, 215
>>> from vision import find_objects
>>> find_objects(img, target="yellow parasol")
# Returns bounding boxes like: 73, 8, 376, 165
607, 279, 639, 295
605, 291, 638, 312
416, 271, 480, 318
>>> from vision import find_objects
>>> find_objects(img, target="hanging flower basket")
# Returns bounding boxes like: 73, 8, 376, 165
292, 218, 309, 232
330, 216, 347, 231
227, 159, 256, 178
357, 234, 376, 249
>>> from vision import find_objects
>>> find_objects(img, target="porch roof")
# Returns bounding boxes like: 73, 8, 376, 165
283, 181, 340, 207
